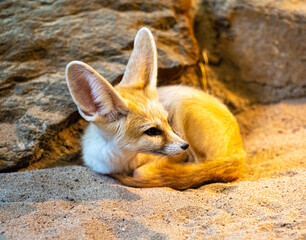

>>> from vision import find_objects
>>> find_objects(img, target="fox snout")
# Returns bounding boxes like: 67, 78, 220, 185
162, 132, 189, 155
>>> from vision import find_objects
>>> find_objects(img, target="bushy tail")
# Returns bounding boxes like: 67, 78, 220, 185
112, 154, 245, 190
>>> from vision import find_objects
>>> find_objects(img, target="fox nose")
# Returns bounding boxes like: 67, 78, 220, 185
181, 143, 189, 150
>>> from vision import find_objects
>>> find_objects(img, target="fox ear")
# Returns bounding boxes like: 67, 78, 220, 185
66, 61, 129, 122
119, 27, 157, 90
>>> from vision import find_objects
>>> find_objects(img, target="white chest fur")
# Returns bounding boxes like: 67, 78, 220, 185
82, 123, 136, 174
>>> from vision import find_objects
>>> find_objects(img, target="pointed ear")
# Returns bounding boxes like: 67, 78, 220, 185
119, 27, 157, 90
66, 61, 129, 122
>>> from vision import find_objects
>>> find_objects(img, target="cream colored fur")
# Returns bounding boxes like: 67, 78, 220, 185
66, 27, 246, 190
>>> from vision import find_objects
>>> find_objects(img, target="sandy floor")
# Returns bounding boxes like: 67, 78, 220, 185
0, 98, 305, 239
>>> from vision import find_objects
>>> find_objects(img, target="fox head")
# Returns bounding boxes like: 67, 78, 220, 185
66, 27, 188, 156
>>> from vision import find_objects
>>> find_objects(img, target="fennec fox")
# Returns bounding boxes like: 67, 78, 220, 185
66, 27, 245, 190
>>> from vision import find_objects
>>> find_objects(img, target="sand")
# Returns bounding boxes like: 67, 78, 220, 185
0, 98, 305, 239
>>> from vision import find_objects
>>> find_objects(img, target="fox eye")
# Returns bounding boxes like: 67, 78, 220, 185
144, 127, 162, 136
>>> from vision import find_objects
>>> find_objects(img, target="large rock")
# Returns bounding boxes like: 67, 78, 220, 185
194, 0, 306, 103
0, 0, 200, 171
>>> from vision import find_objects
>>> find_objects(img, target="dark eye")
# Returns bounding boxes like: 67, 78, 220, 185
144, 127, 162, 136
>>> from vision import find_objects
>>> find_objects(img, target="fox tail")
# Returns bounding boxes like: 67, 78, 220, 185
112, 154, 245, 190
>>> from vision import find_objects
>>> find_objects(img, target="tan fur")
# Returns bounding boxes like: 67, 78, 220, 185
113, 86, 246, 190
66, 27, 246, 190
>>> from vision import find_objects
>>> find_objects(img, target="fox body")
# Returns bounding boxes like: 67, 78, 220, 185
66, 28, 245, 190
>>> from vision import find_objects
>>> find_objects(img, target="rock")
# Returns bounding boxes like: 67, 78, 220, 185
2, 0, 305, 171
0, 0, 200, 171
194, 0, 306, 103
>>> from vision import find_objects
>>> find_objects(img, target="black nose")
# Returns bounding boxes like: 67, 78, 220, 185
181, 143, 189, 150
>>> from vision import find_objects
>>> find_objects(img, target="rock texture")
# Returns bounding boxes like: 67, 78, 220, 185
194, 0, 306, 103
1, 0, 305, 171
1, 98, 306, 239
0, 0, 199, 171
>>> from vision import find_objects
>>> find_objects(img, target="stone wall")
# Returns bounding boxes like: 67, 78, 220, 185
0, 0, 199, 171
193, 0, 306, 104
0, 0, 305, 171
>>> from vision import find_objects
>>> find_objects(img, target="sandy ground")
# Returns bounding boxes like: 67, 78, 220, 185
0, 97, 305, 240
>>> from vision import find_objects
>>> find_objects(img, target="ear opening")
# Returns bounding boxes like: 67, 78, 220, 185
66, 61, 128, 122
119, 27, 158, 89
